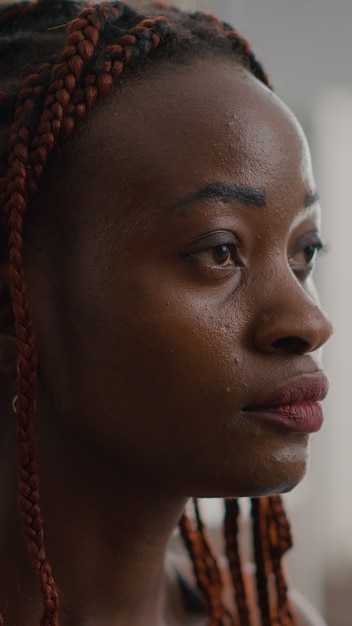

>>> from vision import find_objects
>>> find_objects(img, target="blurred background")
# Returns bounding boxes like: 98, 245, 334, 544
1, 0, 351, 623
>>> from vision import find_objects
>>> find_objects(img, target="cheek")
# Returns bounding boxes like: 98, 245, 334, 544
38, 269, 246, 467
99, 290, 246, 436
29, 262, 310, 498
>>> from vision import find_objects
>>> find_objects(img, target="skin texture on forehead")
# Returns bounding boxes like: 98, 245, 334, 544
44, 56, 312, 230
26, 55, 315, 288
23, 56, 331, 500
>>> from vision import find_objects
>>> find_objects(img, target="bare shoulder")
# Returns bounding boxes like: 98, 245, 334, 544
290, 589, 328, 626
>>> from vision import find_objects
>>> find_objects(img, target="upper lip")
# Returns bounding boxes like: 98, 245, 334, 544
243, 372, 329, 410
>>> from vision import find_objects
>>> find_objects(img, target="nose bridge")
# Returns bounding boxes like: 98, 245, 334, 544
252, 269, 333, 354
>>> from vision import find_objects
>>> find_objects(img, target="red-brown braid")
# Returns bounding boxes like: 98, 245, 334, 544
0, 9, 113, 624
7, 153, 58, 626
0, 52, 59, 622
225, 29, 272, 88
84, 10, 168, 121
61, 15, 170, 130
193, 499, 224, 594
267, 496, 295, 626
179, 512, 233, 626
1, 7, 170, 625
251, 497, 277, 626
26, 5, 122, 198
194, 12, 271, 88
224, 499, 251, 626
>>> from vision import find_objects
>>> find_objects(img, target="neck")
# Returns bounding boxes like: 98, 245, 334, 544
0, 405, 189, 626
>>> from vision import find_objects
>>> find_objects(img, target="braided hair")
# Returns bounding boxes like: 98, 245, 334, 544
0, 2, 296, 625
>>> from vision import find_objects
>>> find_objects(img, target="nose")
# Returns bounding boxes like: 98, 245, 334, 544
252, 283, 333, 356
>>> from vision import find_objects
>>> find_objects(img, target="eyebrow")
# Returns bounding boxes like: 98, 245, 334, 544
174, 182, 320, 213
174, 182, 266, 210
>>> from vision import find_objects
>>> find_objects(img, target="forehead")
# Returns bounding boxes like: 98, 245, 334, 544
55, 57, 315, 225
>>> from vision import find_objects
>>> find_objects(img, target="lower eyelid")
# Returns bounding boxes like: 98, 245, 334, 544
289, 262, 314, 280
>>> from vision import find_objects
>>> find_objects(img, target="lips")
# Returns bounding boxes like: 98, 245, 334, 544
242, 373, 329, 433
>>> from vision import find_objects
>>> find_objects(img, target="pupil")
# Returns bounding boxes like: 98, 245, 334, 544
214, 245, 230, 263
305, 245, 315, 262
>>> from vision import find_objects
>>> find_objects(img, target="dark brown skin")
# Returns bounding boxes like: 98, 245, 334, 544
0, 57, 332, 625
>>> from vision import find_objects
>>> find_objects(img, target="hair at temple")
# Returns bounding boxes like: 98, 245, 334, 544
0, 2, 295, 625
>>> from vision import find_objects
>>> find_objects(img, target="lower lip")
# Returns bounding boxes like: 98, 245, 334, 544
243, 401, 324, 433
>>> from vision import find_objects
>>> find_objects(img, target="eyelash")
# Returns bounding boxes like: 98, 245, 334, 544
182, 231, 328, 276
289, 238, 328, 274
190, 243, 239, 268
183, 233, 241, 270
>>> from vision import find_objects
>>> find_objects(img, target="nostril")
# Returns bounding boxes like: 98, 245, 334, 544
272, 336, 310, 355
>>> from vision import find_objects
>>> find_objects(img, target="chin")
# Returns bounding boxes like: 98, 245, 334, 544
246, 436, 310, 497
195, 468, 307, 500
201, 449, 309, 499
247, 475, 305, 499
239, 457, 309, 499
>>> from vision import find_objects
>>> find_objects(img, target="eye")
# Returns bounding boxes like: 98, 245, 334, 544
182, 231, 241, 271
289, 231, 325, 276
291, 242, 322, 265
192, 243, 236, 268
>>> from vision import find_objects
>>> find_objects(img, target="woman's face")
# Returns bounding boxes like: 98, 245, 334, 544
26, 57, 332, 498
